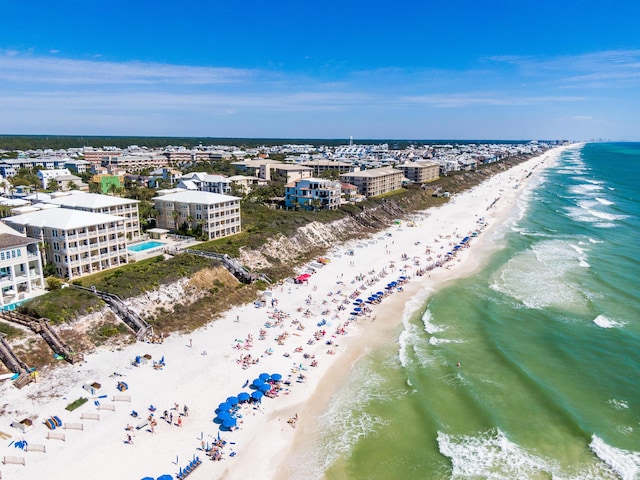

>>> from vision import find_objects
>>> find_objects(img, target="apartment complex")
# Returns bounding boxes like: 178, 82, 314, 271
397, 161, 440, 183
339, 167, 404, 197
4, 209, 128, 280
284, 178, 342, 210
101, 154, 168, 172
0, 223, 46, 310
299, 159, 355, 177
43, 192, 141, 240
153, 190, 241, 240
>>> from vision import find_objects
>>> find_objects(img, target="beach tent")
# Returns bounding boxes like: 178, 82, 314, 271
237, 392, 251, 402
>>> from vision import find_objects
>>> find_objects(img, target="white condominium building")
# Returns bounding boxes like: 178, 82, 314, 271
153, 190, 241, 240
4, 209, 129, 280
43, 192, 141, 241
0, 223, 46, 310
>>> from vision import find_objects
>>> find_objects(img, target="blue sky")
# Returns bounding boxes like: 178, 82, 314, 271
1, 0, 639, 140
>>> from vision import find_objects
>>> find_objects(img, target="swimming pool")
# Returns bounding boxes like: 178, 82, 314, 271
127, 241, 166, 252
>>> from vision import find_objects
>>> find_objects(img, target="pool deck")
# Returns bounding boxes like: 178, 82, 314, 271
127, 236, 201, 261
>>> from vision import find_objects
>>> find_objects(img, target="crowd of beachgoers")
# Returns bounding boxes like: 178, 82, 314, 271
0, 146, 567, 480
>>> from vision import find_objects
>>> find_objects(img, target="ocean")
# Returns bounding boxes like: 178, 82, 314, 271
290, 143, 640, 479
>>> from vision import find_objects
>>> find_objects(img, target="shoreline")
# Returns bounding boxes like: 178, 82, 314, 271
0, 145, 573, 480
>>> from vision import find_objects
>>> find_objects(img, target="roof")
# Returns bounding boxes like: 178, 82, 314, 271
152, 190, 240, 204
44, 192, 139, 209
0, 233, 38, 249
5, 208, 124, 230
340, 167, 402, 178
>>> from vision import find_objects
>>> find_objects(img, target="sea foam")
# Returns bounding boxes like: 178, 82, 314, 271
493, 239, 589, 310
593, 315, 626, 329
437, 429, 555, 478
590, 434, 640, 480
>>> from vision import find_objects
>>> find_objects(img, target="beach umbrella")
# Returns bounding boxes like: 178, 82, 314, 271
354, 307, 362, 312
258, 383, 271, 393
157, 475, 173, 480
237, 392, 250, 402
251, 380, 265, 390
217, 402, 232, 412
251, 390, 264, 400
141, 477, 155, 480
216, 411, 232, 421
258, 372, 270, 381
222, 417, 237, 428
376, 291, 384, 296
270, 373, 282, 382
226, 396, 239, 406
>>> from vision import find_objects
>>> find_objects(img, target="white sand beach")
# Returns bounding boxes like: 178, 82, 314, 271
0, 146, 572, 480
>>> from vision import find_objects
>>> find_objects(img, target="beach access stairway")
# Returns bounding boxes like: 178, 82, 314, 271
70, 285, 152, 341
184, 249, 271, 284
0, 333, 33, 389
0, 310, 82, 365
0, 333, 28, 375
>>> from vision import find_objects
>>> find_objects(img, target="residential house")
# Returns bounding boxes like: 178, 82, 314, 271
37, 168, 72, 188
284, 178, 342, 210
176, 172, 231, 194
50, 174, 89, 192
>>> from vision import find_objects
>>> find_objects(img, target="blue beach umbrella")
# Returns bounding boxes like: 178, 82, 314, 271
270, 373, 282, 382
376, 291, 384, 296
222, 417, 237, 428
354, 307, 362, 312
258, 373, 270, 381
251, 390, 264, 400
258, 383, 271, 393
157, 475, 173, 480
217, 402, 232, 412
226, 396, 239, 406
237, 392, 250, 402
141, 477, 155, 480
217, 410, 232, 419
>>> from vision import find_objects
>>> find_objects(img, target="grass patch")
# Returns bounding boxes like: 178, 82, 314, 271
0, 322, 24, 339
18, 288, 105, 324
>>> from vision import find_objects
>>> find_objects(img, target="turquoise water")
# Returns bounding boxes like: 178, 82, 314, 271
293, 143, 640, 480
128, 240, 165, 252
